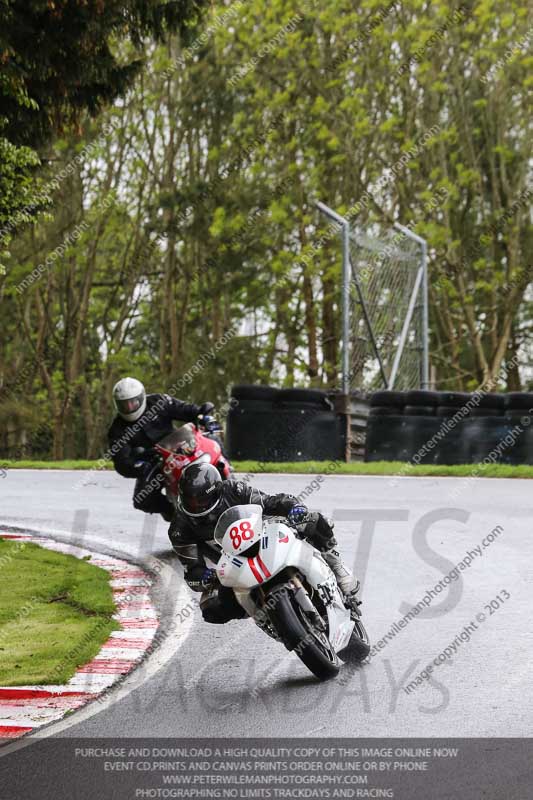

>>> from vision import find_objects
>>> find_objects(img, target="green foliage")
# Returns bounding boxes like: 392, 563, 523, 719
0, 0, 205, 261
0, 538, 118, 685
1, 0, 531, 459
0, 0, 205, 147
0, 134, 44, 273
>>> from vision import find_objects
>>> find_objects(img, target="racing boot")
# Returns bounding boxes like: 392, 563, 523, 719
322, 548, 362, 617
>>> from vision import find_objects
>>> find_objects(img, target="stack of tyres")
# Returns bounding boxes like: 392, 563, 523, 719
461, 393, 510, 464
275, 388, 333, 410
364, 389, 532, 465
274, 389, 344, 461
402, 391, 440, 464
365, 392, 408, 462
434, 392, 473, 465
226, 385, 280, 461
226, 385, 345, 462
503, 393, 533, 465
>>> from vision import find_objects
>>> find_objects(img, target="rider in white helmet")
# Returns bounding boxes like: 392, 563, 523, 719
112, 377, 147, 422
108, 377, 216, 522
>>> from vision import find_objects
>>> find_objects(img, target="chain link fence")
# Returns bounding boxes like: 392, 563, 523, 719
317, 202, 429, 393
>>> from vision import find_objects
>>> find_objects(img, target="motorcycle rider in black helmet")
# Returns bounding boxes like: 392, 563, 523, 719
169, 462, 363, 626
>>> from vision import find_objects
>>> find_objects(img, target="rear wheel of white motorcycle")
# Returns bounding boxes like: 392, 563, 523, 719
266, 589, 340, 681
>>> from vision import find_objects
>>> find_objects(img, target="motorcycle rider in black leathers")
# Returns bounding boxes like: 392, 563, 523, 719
107, 377, 216, 522
169, 462, 362, 624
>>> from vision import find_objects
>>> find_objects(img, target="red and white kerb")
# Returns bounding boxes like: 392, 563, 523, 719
0, 533, 159, 742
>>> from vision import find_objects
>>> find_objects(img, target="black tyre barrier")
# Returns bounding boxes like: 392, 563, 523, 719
476, 392, 506, 411
502, 412, 533, 464
504, 392, 533, 410
275, 401, 335, 413
403, 416, 444, 464
458, 418, 513, 464
231, 384, 279, 403
370, 391, 406, 408
405, 390, 439, 407
365, 390, 533, 465
275, 388, 332, 409
228, 388, 533, 465
226, 407, 278, 460
438, 391, 472, 408
433, 418, 469, 465
365, 415, 410, 462
227, 405, 345, 462
230, 398, 277, 413
468, 407, 501, 417
435, 406, 464, 417
404, 405, 435, 416
369, 406, 403, 416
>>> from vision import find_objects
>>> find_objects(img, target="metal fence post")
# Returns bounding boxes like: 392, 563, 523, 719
421, 238, 429, 389
316, 201, 351, 393
393, 223, 429, 390
342, 220, 350, 395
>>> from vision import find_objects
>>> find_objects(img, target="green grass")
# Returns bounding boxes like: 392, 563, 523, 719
2, 458, 533, 478
0, 459, 109, 470
234, 460, 533, 478
0, 539, 118, 686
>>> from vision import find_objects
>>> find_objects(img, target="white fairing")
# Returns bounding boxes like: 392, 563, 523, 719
216, 509, 354, 654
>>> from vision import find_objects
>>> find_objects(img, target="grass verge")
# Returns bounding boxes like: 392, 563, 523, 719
2, 459, 533, 478
234, 461, 533, 478
0, 459, 107, 470
0, 538, 118, 686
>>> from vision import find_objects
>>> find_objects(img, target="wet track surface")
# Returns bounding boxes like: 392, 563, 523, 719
1, 469, 532, 738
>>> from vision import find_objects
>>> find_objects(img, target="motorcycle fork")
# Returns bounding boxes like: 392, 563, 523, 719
255, 571, 326, 633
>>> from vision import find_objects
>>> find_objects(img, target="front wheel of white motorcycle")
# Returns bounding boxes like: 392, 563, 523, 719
266, 588, 340, 681
339, 617, 371, 662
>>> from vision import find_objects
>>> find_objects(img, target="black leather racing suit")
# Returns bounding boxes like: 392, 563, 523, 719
108, 393, 201, 519
168, 479, 336, 623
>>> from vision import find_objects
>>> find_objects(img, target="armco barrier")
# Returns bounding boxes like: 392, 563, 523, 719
365, 391, 533, 465
226, 385, 346, 462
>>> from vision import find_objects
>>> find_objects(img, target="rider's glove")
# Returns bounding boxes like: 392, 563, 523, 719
201, 415, 221, 433
197, 401, 219, 432
132, 447, 160, 473
185, 566, 217, 592
287, 504, 308, 526
200, 567, 217, 587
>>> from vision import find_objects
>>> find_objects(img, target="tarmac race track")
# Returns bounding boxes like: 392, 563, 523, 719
0, 469, 532, 739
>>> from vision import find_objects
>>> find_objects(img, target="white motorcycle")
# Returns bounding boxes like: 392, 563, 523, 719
213, 504, 370, 680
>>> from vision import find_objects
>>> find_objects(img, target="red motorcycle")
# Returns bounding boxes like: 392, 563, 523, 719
155, 423, 232, 504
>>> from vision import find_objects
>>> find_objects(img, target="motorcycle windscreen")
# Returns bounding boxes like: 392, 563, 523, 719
214, 504, 263, 556
157, 425, 196, 454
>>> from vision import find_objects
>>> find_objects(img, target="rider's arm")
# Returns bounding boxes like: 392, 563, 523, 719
168, 515, 210, 591
261, 492, 307, 518
228, 480, 305, 518
107, 424, 141, 478
161, 393, 202, 423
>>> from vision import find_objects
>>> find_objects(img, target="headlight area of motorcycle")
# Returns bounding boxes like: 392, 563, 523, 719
239, 541, 261, 558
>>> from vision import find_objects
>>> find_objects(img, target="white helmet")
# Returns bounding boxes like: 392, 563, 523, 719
112, 377, 147, 422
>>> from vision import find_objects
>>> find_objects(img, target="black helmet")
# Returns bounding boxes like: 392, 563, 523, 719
178, 463, 223, 517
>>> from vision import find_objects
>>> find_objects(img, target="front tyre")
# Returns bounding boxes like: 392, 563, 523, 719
339, 617, 371, 662
266, 588, 340, 681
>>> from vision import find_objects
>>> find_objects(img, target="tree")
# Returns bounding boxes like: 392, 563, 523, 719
0, 0, 205, 265
2, 0, 532, 460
